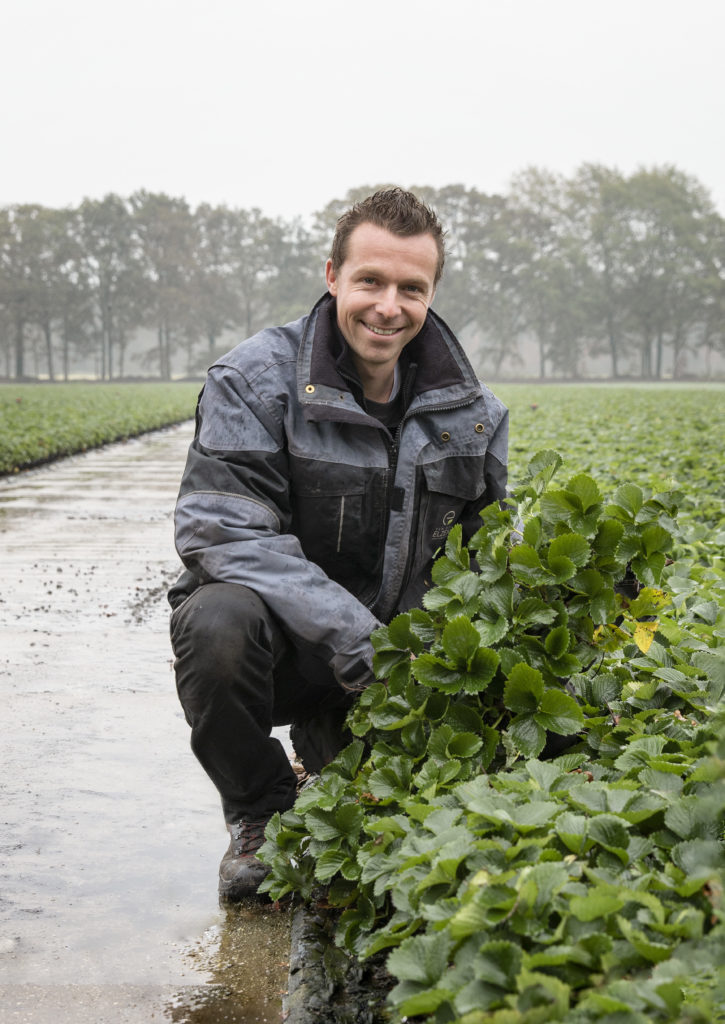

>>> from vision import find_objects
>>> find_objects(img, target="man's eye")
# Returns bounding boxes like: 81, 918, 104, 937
405, 284, 422, 293
362, 277, 376, 285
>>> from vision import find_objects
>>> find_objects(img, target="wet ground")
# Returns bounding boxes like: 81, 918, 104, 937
0, 424, 293, 1023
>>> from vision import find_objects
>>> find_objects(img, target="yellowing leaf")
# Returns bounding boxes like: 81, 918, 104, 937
634, 619, 659, 653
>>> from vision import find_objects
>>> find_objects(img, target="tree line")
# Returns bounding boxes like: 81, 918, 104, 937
1, 164, 723, 381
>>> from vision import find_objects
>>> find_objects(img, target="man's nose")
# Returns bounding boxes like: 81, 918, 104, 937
376, 285, 401, 319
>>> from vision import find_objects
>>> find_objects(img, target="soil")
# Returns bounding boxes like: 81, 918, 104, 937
0, 424, 293, 1023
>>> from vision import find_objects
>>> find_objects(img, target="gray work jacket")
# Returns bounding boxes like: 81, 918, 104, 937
172, 295, 508, 691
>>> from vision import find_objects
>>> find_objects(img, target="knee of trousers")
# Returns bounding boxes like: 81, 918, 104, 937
171, 582, 282, 685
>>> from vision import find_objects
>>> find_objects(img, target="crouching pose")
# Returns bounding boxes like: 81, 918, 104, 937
168, 187, 509, 899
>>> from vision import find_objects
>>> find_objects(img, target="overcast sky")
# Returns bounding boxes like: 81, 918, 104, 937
3, 0, 723, 220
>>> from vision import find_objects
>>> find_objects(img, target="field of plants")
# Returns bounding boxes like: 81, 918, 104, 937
260, 383, 725, 1023
0, 381, 201, 474
2, 380, 724, 1019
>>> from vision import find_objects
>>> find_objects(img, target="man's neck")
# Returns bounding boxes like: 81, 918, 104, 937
360, 371, 395, 403
353, 359, 399, 403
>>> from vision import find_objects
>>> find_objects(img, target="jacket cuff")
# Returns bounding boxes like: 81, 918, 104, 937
330, 636, 378, 693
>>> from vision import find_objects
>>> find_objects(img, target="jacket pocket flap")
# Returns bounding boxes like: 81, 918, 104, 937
422, 455, 486, 500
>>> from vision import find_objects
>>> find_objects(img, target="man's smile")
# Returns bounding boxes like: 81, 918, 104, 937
363, 322, 403, 336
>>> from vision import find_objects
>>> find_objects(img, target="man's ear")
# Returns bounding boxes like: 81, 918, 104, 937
325, 259, 338, 296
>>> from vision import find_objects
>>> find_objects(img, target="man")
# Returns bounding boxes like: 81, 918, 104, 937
169, 188, 508, 900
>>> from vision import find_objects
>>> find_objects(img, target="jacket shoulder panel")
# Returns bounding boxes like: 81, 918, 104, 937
198, 316, 310, 451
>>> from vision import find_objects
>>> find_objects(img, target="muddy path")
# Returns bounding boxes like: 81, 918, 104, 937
1, 424, 292, 1023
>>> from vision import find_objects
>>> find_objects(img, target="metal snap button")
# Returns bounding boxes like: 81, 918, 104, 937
441, 431, 451, 442
475, 423, 485, 433
305, 384, 315, 394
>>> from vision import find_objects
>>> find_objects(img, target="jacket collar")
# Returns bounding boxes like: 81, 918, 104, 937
298, 293, 481, 422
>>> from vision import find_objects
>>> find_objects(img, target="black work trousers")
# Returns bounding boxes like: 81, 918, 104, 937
170, 582, 354, 824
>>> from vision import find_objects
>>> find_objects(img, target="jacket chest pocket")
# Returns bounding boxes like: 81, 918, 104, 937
290, 465, 387, 584
418, 454, 488, 553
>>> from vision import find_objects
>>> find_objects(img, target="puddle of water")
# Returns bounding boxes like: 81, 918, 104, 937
1, 425, 296, 1022
166, 902, 292, 1023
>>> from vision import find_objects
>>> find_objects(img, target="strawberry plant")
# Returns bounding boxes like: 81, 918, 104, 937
0, 381, 199, 473
261, 449, 725, 1022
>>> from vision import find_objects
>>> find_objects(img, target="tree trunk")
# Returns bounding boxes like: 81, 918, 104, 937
158, 324, 164, 379
100, 322, 107, 380
655, 331, 664, 379
672, 330, 684, 379
605, 313, 619, 377
118, 334, 126, 378
14, 317, 25, 379
43, 321, 55, 381
158, 321, 172, 380
61, 316, 69, 381
538, 328, 546, 379
640, 335, 652, 378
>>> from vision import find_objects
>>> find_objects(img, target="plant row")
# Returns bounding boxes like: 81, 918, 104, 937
261, 450, 725, 1023
0, 381, 199, 474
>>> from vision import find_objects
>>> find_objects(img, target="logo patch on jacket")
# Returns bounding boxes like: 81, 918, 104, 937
432, 509, 456, 541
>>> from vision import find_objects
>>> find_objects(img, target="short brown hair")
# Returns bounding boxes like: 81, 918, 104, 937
329, 187, 446, 286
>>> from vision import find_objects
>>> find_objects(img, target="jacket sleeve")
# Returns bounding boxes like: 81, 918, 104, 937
173, 365, 380, 692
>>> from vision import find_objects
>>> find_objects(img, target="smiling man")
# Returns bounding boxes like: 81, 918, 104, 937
169, 188, 509, 901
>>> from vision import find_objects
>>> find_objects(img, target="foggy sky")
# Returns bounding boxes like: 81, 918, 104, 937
3, 0, 724, 219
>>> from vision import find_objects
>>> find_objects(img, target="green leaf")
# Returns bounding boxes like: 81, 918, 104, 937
442, 615, 480, 664
333, 740, 365, 781
588, 814, 631, 864
478, 939, 523, 989
445, 522, 465, 564
475, 543, 509, 582
314, 847, 350, 881
515, 597, 558, 627
508, 714, 546, 758
535, 690, 584, 735
447, 731, 484, 759
387, 612, 424, 655
548, 532, 590, 568
570, 887, 626, 922
547, 554, 577, 584
592, 517, 625, 558
541, 489, 580, 523
503, 663, 544, 713
609, 482, 644, 520
391, 987, 453, 1016
509, 544, 549, 584
641, 523, 672, 556
670, 839, 725, 879
412, 654, 462, 693
545, 625, 570, 659
462, 646, 500, 693
523, 516, 542, 549
481, 574, 515, 618
617, 916, 674, 963
474, 614, 509, 646
368, 757, 413, 801
304, 803, 364, 841
525, 449, 563, 494
569, 568, 605, 597
387, 931, 453, 986
555, 811, 591, 854
566, 473, 601, 512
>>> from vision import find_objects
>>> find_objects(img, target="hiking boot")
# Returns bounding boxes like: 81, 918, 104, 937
218, 816, 271, 901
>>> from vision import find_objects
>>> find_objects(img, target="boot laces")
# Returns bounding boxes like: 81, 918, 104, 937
230, 816, 268, 855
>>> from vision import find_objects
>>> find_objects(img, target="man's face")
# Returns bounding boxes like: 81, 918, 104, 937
325, 222, 438, 382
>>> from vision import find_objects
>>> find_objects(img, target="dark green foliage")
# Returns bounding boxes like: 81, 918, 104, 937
0, 381, 199, 473
261, 451, 725, 1022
